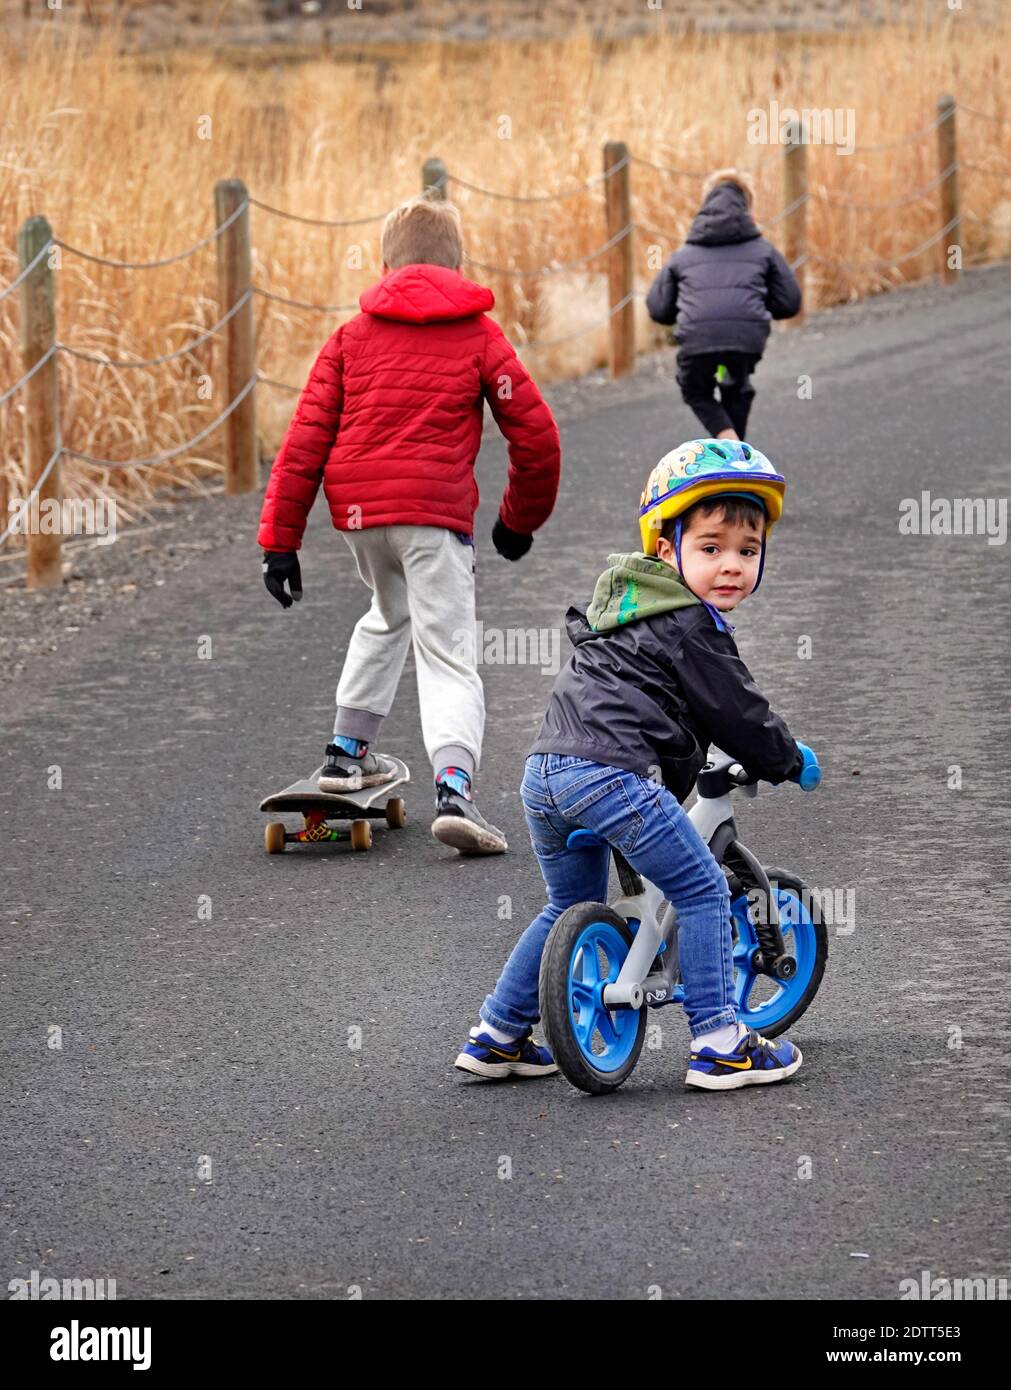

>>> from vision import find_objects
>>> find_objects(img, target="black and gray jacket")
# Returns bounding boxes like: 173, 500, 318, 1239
645, 182, 802, 357
529, 553, 803, 804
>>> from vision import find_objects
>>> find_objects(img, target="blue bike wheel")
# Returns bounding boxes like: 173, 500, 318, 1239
539, 903, 647, 1094
568, 920, 642, 1071
730, 874, 828, 1036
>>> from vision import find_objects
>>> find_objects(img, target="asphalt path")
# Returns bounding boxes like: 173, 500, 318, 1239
2, 264, 1009, 1300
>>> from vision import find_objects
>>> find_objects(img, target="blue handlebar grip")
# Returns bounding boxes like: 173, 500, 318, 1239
794, 742, 821, 791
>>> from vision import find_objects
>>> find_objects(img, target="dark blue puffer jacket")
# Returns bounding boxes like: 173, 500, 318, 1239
645, 182, 802, 357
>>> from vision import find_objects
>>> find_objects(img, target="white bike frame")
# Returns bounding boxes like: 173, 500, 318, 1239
600, 746, 772, 1009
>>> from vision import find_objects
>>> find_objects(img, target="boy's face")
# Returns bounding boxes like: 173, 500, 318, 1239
655, 505, 764, 611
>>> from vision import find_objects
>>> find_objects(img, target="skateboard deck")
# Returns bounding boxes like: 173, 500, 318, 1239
260, 757, 410, 853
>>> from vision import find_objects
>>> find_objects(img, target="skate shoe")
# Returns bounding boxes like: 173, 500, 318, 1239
318, 743, 398, 792
431, 782, 507, 855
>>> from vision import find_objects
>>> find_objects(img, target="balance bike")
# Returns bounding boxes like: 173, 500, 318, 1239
538, 745, 826, 1094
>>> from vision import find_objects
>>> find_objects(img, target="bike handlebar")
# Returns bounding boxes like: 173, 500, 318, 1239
726, 742, 821, 792
793, 741, 821, 790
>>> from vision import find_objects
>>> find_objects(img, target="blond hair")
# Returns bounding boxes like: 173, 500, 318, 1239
701, 167, 756, 212
381, 194, 464, 270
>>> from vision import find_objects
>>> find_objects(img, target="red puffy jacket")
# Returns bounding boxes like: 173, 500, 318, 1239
257, 264, 561, 551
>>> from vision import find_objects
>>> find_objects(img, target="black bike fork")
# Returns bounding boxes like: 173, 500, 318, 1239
711, 821, 798, 982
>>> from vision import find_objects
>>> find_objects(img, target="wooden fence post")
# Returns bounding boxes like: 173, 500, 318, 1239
422, 157, 447, 199
937, 93, 960, 286
603, 141, 634, 377
18, 215, 61, 589
214, 179, 258, 494
782, 118, 808, 328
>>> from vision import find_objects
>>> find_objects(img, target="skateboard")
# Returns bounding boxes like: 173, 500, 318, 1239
259, 757, 410, 854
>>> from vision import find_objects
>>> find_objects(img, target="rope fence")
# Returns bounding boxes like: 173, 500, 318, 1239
1, 96, 1008, 586
52, 200, 250, 270
516, 291, 643, 354
809, 163, 959, 211
444, 157, 628, 201
248, 195, 392, 227
0, 373, 260, 551
463, 223, 633, 278
805, 215, 964, 274
252, 285, 359, 313
58, 290, 255, 369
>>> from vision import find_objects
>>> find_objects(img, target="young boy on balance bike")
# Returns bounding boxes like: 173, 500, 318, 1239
456, 438, 817, 1091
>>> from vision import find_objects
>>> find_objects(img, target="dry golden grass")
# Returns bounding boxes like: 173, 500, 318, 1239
1, 8, 1010, 528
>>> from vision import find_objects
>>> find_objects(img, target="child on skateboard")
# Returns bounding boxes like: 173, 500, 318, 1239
456, 439, 811, 1090
645, 169, 802, 442
258, 194, 561, 855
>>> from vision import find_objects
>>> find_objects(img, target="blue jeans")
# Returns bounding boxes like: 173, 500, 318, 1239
481, 754, 737, 1041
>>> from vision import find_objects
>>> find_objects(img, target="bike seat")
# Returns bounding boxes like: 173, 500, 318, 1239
566, 828, 606, 849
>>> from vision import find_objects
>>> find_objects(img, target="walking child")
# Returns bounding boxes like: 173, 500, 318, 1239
258, 195, 561, 855
456, 438, 813, 1090
646, 170, 802, 442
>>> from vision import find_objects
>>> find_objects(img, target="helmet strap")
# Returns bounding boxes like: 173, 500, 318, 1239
675, 516, 730, 633
753, 532, 767, 593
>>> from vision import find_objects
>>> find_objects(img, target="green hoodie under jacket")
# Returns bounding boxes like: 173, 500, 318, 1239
586, 552, 703, 632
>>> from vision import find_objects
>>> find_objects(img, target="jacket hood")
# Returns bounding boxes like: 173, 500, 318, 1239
359, 263, 494, 322
581, 552, 701, 634
686, 182, 761, 247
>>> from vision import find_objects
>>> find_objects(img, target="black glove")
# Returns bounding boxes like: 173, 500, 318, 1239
262, 550, 303, 608
492, 516, 533, 562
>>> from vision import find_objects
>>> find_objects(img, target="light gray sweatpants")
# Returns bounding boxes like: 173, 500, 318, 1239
333, 525, 484, 778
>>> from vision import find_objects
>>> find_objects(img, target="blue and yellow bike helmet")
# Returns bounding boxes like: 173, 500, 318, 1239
638, 438, 786, 596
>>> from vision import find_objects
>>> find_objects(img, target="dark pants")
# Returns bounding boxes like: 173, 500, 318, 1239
677, 351, 760, 438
